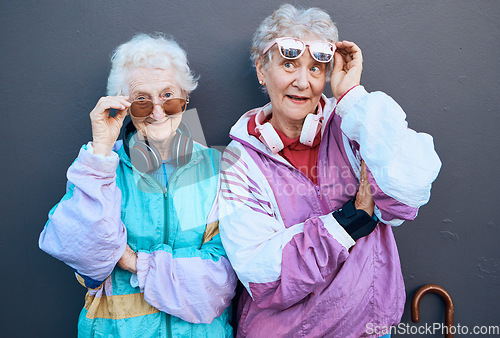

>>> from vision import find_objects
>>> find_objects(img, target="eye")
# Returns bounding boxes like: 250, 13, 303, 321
310, 66, 321, 73
136, 96, 147, 101
163, 92, 173, 99
283, 62, 296, 71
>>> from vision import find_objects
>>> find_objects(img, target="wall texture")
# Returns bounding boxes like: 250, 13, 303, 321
1, 1, 498, 336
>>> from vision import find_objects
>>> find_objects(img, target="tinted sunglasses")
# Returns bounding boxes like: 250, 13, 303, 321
262, 37, 336, 63
129, 97, 188, 118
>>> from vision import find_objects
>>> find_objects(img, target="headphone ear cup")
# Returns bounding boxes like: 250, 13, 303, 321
170, 128, 193, 166
130, 140, 162, 173
122, 121, 161, 173
300, 113, 321, 147
258, 122, 284, 154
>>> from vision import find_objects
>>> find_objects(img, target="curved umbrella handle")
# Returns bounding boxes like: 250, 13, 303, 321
411, 284, 454, 338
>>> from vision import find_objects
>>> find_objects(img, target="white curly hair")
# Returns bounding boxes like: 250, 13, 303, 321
107, 33, 198, 96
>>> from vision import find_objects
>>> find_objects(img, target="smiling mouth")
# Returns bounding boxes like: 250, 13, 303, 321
287, 95, 309, 101
144, 116, 173, 125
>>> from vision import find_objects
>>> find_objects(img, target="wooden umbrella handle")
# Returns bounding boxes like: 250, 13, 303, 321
411, 284, 454, 338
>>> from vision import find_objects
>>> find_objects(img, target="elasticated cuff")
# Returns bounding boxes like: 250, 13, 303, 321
77, 142, 120, 174
136, 252, 150, 292
320, 214, 355, 250
335, 86, 369, 118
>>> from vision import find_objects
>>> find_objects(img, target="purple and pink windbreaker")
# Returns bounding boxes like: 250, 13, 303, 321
218, 86, 441, 337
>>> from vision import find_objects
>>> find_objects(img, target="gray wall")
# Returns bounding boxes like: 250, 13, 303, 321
1, 1, 498, 336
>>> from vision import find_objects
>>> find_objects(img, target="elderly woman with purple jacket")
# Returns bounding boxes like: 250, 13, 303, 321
218, 4, 441, 338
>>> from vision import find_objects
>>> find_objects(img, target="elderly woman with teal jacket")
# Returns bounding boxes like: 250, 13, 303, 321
39, 33, 236, 337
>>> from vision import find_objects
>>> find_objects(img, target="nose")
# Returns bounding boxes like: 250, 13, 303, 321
150, 100, 165, 120
293, 65, 310, 90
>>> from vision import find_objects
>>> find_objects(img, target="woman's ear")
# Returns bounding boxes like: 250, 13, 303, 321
182, 90, 189, 102
255, 58, 265, 84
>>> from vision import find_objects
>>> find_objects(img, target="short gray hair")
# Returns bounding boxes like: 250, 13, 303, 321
251, 4, 339, 72
107, 33, 198, 96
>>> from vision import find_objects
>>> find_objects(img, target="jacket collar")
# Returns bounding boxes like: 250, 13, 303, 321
116, 136, 204, 179
229, 94, 335, 163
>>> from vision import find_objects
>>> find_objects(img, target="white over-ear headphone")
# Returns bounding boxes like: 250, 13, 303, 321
254, 102, 324, 154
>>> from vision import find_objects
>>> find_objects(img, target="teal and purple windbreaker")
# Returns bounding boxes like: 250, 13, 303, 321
40, 141, 237, 337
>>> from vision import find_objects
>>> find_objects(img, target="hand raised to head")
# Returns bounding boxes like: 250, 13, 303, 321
90, 96, 131, 156
331, 40, 363, 99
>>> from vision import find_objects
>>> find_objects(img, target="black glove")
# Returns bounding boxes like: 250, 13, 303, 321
332, 199, 378, 241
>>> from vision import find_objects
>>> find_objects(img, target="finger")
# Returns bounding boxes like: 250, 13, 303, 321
336, 40, 359, 51
95, 99, 128, 113
335, 47, 349, 57
337, 52, 357, 70
332, 51, 346, 75
114, 108, 128, 126
109, 99, 130, 111
360, 160, 367, 178
359, 162, 368, 187
360, 162, 373, 199
359, 161, 370, 186
335, 41, 362, 61
116, 96, 131, 107
346, 47, 362, 63
105, 96, 131, 107
335, 40, 355, 52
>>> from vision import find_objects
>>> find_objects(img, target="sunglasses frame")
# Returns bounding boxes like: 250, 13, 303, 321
129, 96, 189, 118
262, 37, 336, 63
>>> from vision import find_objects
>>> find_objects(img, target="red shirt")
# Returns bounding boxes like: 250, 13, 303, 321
247, 114, 321, 185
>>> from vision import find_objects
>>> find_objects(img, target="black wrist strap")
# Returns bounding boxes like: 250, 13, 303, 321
332, 199, 378, 241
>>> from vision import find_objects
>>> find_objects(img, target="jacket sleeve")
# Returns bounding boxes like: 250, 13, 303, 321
135, 213, 237, 324
38, 143, 128, 289
218, 145, 355, 310
336, 86, 442, 226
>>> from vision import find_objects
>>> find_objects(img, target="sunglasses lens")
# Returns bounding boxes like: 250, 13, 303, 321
311, 42, 334, 62
162, 98, 187, 116
130, 100, 154, 117
130, 98, 187, 117
279, 38, 304, 59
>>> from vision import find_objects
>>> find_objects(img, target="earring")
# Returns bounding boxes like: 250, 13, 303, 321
259, 80, 264, 85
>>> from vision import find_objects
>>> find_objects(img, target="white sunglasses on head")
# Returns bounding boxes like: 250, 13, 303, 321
262, 37, 336, 62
